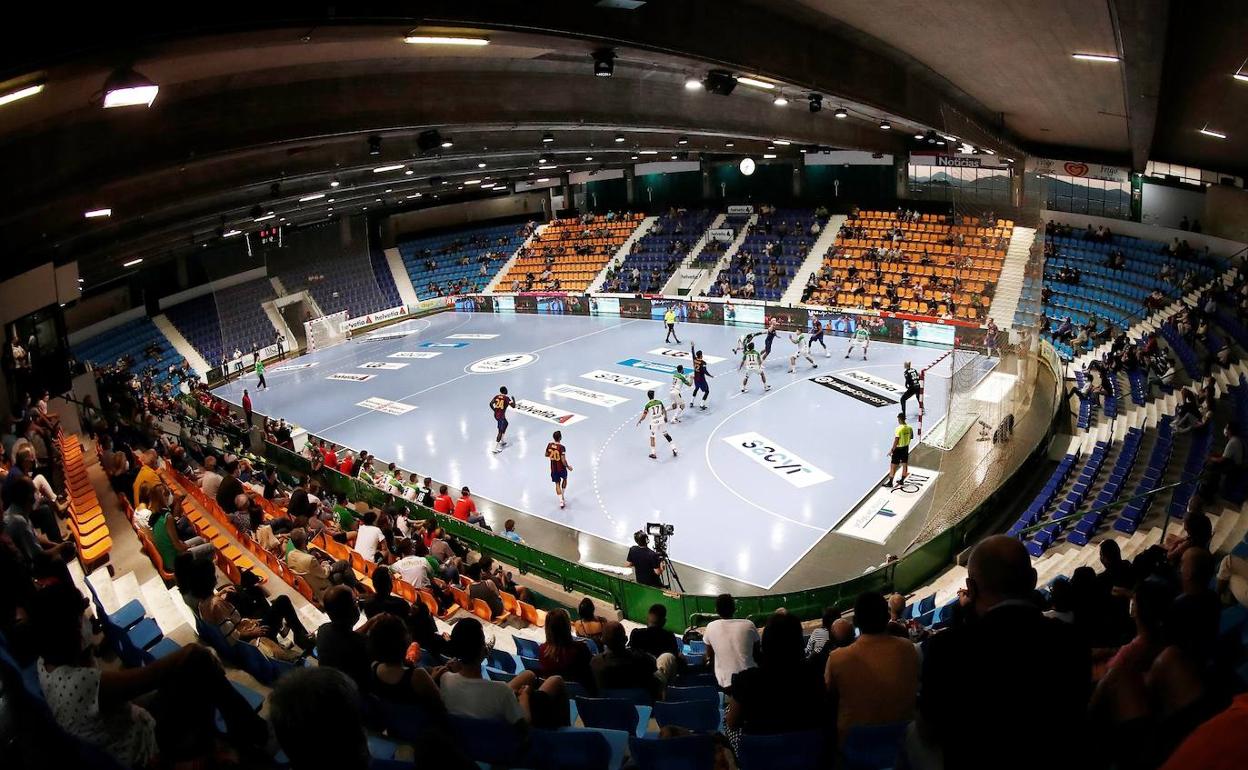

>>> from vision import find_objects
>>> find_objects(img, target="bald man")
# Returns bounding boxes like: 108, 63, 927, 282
913, 536, 1091, 769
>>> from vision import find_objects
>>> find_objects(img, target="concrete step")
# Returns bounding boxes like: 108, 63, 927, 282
140, 575, 186, 635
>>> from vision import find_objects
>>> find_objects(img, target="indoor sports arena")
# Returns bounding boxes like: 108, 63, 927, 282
5, 4, 1248, 769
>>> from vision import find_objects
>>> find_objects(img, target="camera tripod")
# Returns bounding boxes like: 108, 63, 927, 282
656, 544, 685, 592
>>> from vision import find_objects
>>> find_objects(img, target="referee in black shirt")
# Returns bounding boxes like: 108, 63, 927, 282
901, 361, 922, 417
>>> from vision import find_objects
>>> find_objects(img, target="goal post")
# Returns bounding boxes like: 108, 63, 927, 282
304, 311, 349, 353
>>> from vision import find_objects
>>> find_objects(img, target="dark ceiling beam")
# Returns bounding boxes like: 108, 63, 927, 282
1112, 0, 1169, 172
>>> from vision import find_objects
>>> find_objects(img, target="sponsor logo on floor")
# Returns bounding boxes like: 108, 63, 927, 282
355, 397, 417, 416
646, 348, 727, 365
722, 432, 833, 488
838, 468, 940, 544
841, 370, 905, 395
546, 384, 630, 408
617, 358, 678, 375
447, 333, 499, 340
359, 362, 408, 370
581, 370, 663, 391
327, 372, 376, 382
271, 362, 317, 372
388, 351, 442, 359
468, 353, 538, 374
512, 399, 587, 426
419, 341, 469, 349
810, 375, 899, 407
359, 331, 410, 343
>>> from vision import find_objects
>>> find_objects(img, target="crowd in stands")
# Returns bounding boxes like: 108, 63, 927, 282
602, 208, 716, 294
399, 221, 534, 298
707, 206, 827, 302
500, 212, 643, 293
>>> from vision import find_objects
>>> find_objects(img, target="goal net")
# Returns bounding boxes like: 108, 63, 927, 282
305, 311, 349, 353
921, 345, 1000, 450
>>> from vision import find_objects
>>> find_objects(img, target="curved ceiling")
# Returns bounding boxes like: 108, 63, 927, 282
0, 0, 1230, 288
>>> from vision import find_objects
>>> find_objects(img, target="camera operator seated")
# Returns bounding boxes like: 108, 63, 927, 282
627, 530, 664, 587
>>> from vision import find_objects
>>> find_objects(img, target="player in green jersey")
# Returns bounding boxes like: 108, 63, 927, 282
636, 389, 678, 460
739, 343, 771, 393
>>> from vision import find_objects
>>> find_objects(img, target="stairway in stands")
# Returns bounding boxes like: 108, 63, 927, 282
990, 225, 1036, 328
780, 215, 846, 305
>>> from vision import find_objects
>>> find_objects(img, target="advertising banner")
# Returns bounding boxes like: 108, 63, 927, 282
339, 305, 410, 334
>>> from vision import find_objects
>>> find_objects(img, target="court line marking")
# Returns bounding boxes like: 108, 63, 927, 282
313, 317, 643, 434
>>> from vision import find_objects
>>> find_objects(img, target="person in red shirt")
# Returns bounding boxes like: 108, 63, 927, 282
433, 485, 454, 515
322, 442, 338, 469
545, 430, 572, 509
241, 389, 253, 427
338, 452, 355, 476
452, 486, 488, 528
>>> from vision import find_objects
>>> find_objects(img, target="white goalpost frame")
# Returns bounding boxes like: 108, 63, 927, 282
304, 310, 350, 353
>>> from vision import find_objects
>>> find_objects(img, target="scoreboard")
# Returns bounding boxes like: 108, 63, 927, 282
257, 225, 282, 247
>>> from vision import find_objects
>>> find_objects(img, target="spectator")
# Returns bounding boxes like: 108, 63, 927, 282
437, 617, 568, 728
3, 476, 74, 569
1091, 578, 1176, 736
271, 669, 370, 770
727, 611, 829, 744
286, 527, 333, 603
824, 592, 919, 745
31, 582, 268, 766
391, 537, 432, 588
703, 593, 760, 689
131, 450, 160, 510
149, 484, 214, 565
215, 460, 245, 511
914, 536, 1090, 768
362, 567, 412, 621
465, 561, 505, 620
804, 606, 839, 660
366, 614, 442, 708
591, 620, 675, 699
628, 603, 680, 661
189, 554, 315, 653
1169, 547, 1220, 657
433, 485, 454, 515
351, 509, 388, 563
502, 518, 523, 543
316, 585, 370, 690
1164, 511, 1212, 566
1205, 423, 1242, 497
573, 597, 608, 646
198, 455, 222, 498
538, 607, 594, 690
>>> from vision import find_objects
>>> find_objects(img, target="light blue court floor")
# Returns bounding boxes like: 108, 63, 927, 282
214, 312, 953, 588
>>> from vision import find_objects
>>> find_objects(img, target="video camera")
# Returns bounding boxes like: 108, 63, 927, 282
645, 522, 675, 555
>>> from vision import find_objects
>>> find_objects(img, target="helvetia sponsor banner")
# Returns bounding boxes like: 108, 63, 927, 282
419, 341, 469, 349
617, 358, 678, 375
468, 353, 538, 374
647, 347, 726, 365
581, 369, 663, 391
271, 362, 317, 372
355, 397, 417, 416
722, 432, 833, 488
810, 375, 898, 407
389, 351, 441, 359
327, 372, 376, 382
339, 305, 410, 333
546, 384, 630, 408
511, 399, 587, 426
841, 370, 905, 396
838, 468, 940, 544
447, 333, 499, 340
359, 361, 408, 370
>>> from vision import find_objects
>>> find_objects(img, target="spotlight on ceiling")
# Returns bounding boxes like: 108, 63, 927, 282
330, 178, 341, 188
879, 120, 892, 130
773, 93, 788, 107
914, 132, 925, 140
808, 93, 823, 113
677, 136, 689, 145
84, 208, 112, 219
542, 132, 555, 143
614, 134, 626, 143
703, 69, 738, 96
102, 67, 159, 108
592, 48, 615, 78
833, 107, 848, 119
585, 155, 594, 161
367, 136, 382, 156
684, 75, 703, 91
725, 141, 735, 148
478, 162, 487, 168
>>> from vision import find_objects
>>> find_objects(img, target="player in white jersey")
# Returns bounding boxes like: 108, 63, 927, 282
733, 331, 763, 355
636, 389, 678, 459
669, 365, 691, 422
788, 331, 819, 373
845, 325, 871, 360
739, 343, 771, 392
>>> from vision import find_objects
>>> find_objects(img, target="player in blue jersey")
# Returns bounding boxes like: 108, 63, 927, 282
546, 431, 572, 508
490, 386, 516, 453
760, 317, 780, 362
810, 318, 830, 358
690, 342, 714, 410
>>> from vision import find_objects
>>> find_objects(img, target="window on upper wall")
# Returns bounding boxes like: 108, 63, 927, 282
906, 164, 1012, 206
1040, 174, 1131, 220
1144, 161, 1243, 188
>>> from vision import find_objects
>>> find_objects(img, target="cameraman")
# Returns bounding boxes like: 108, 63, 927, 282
628, 531, 664, 588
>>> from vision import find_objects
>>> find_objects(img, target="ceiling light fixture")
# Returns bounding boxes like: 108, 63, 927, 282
725, 141, 735, 148
330, 178, 340, 187
254, 213, 276, 222
808, 93, 823, 113
405, 169, 414, 175
614, 134, 626, 143
440, 138, 454, 148
677, 136, 689, 145
403, 35, 489, 46
1235, 72, 1248, 83
367, 136, 382, 156
914, 132, 925, 140
736, 76, 776, 90
763, 153, 777, 159
539, 164, 557, 170
464, 179, 481, 185
223, 229, 242, 238
122, 258, 143, 267
639, 150, 659, 155
542, 132, 554, 143
684, 76, 703, 91
585, 155, 594, 161
630, 155, 639, 160
406, 193, 422, 199
299, 193, 325, 202
773, 139, 791, 146
1072, 53, 1120, 62
671, 154, 678, 159
592, 48, 615, 78
0, 82, 44, 107
833, 107, 848, 119
981, 147, 996, 155
537, 177, 551, 183
773, 93, 788, 107
1199, 126, 1228, 139
372, 164, 404, 173
102, 67, 158, 108
879, 120, 891, 130
84, 208, 112, 218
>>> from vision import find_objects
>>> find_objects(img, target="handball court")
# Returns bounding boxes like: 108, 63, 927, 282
213, 311, 963, 592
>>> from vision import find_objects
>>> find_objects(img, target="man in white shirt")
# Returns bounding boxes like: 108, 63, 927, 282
391, 540, 431, 588
703, 593, 760, 689
199, 456, 223, 498
350, 510, 386, 562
